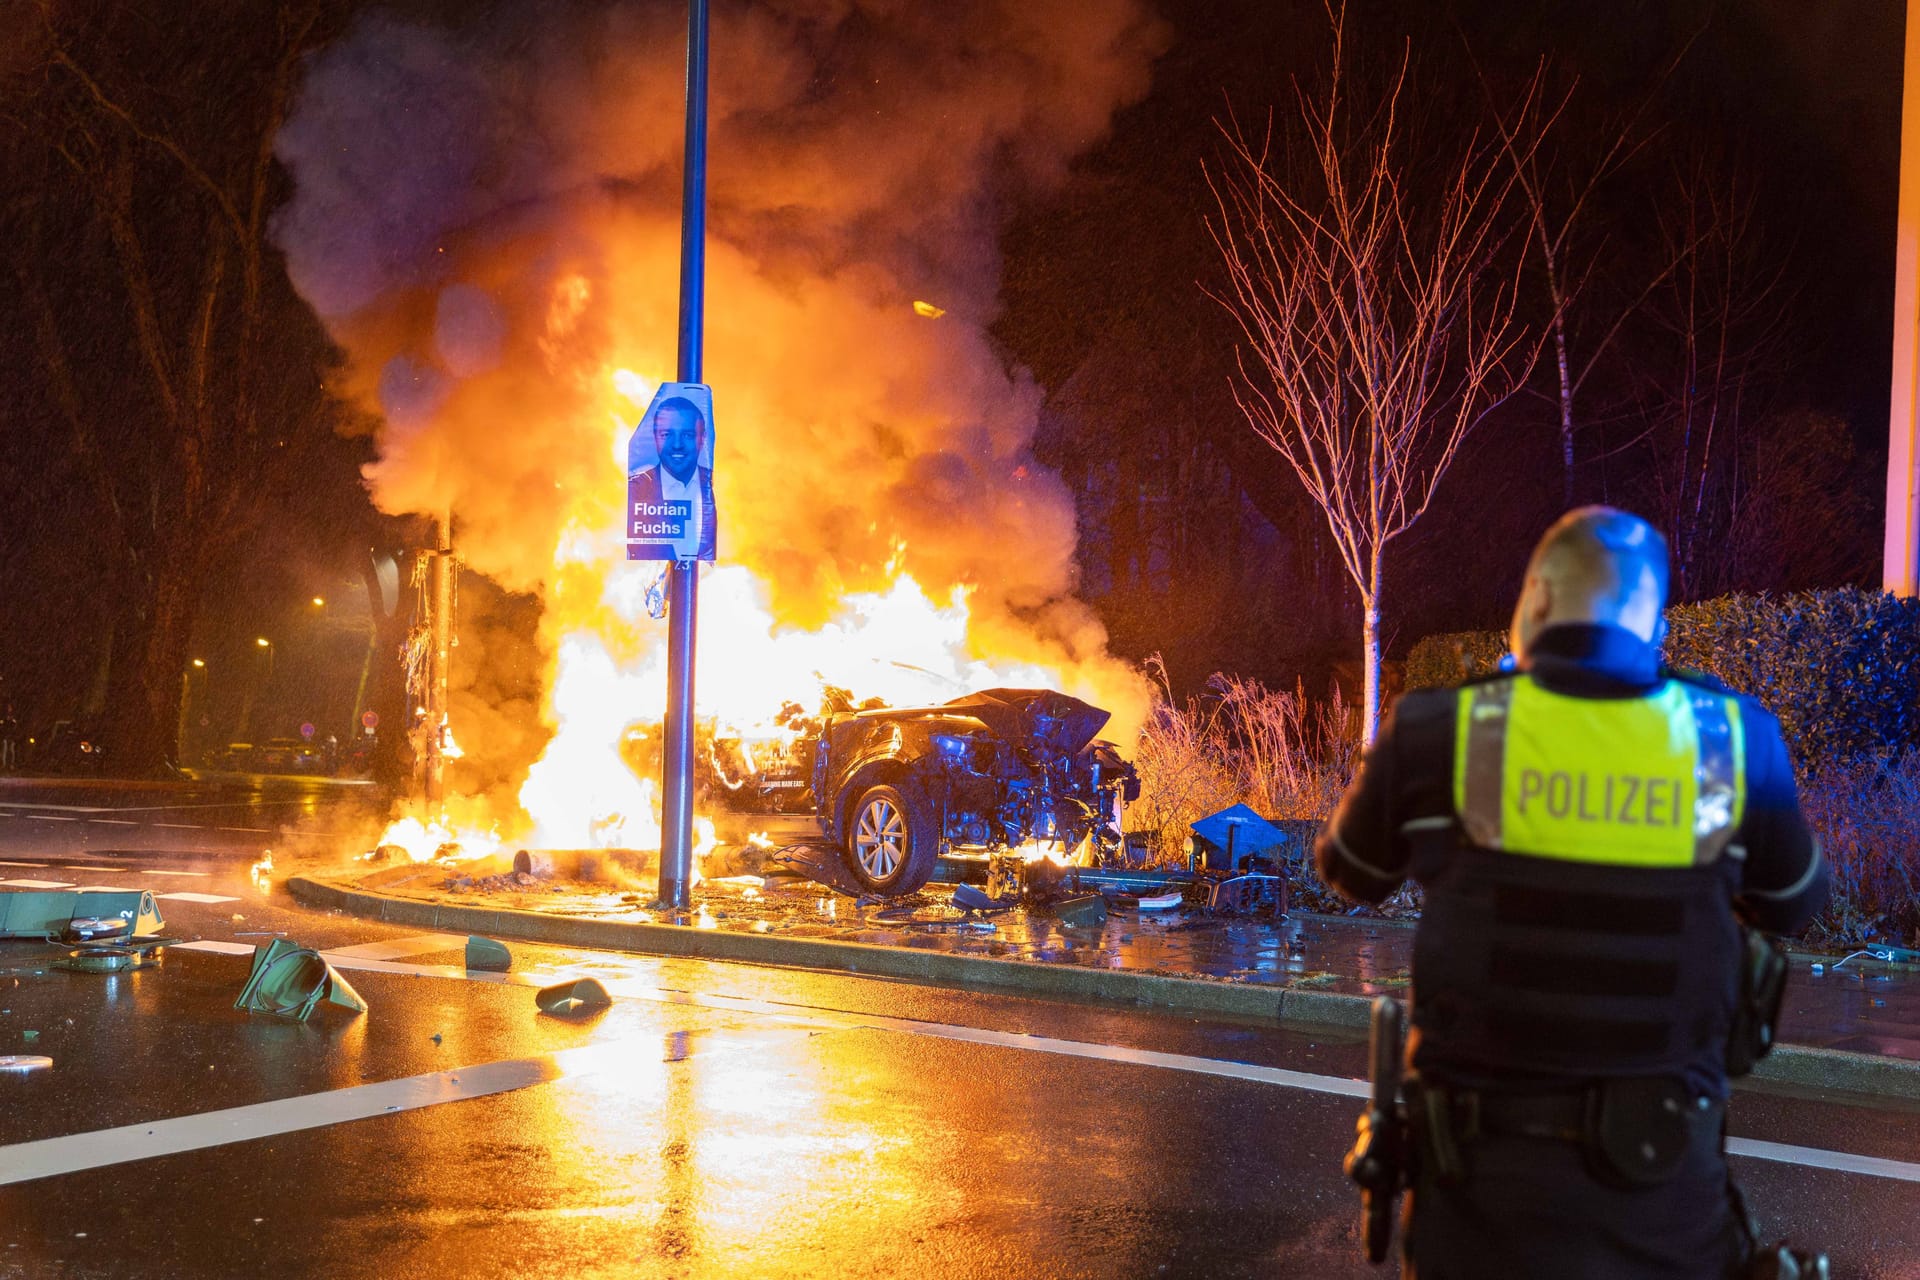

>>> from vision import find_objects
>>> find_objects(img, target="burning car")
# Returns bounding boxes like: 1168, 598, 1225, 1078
796, 688, 1138, 895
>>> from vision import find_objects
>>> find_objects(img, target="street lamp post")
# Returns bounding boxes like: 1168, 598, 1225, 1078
656, 0, 710, 911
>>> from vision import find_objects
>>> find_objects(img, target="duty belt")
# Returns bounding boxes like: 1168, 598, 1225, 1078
1406, 1077, 1723, 1189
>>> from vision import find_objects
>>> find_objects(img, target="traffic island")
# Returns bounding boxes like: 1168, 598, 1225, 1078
285, 855, 1920, 1102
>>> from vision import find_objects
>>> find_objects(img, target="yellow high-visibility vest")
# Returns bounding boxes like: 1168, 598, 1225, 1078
1452, 676, 1746, 867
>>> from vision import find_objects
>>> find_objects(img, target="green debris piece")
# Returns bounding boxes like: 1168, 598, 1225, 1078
22, 1029, 38, 1041
535, 978, 612, 1018
464, 935, 512, 972
233, 940, 367, 1022
1052, 894, 1108, 929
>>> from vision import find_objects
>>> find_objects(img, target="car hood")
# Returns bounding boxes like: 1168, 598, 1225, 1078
936, 688, 1112, 756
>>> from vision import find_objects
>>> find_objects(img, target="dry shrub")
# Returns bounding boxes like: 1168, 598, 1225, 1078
1795, 752, 1920, 949
1130, 657, 1356, 866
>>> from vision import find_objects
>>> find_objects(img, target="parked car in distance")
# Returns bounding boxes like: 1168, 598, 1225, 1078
213, 742, 256, 771
255, 737, 322, 774
35, 719, 108, 775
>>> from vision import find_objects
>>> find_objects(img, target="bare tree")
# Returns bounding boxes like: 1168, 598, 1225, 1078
1479, 47, 1702, 506
1204, 8, 1540, 743
5, 1, 343, 772
1632, 151, 1794, 598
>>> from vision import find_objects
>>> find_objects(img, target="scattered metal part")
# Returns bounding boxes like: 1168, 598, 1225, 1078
0, 889, 165, 941
951, 884, 1012, 912
1051, 894, 1108, 928
1206, 873, 1288, 917
0, 1055, 52, 1073
512, 850, 556, 878
535, 978, 612, 1017
465, 936, 512, 972
233, 940, 368, 1022
61, 917, 131, 945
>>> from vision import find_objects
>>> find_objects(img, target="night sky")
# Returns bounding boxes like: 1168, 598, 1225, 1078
0, 0, 1906, 753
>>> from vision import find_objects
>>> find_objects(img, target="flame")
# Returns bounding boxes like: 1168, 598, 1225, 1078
249, 852, 274, 895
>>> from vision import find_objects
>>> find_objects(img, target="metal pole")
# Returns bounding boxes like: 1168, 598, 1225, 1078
657, 0, 708, 909
1889, 0, 1920, 596
427, 512, 452, 806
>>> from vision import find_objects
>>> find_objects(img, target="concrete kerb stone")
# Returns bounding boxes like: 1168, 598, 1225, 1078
286, 873, 1920, 1101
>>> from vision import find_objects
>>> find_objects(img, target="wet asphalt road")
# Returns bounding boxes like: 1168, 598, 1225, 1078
0, 779, 1918, 1279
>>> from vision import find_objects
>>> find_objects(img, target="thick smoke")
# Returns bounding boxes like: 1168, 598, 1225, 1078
273, 0, 1165, 784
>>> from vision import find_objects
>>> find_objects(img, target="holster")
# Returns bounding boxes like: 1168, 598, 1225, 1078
1727, 927, 1790, 1077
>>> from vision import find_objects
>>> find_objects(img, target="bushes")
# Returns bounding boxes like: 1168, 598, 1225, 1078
1131, 659, 1355, 865
1403, 589, 1920, 767
1796, 754, 1920, 949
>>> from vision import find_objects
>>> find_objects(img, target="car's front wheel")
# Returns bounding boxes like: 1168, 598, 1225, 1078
842, 780, 938, 896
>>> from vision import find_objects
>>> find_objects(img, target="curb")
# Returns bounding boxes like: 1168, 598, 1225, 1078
286, 874, 1920, 1102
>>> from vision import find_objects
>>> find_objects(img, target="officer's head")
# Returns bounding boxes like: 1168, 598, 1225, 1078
1510, 506, 1670, 662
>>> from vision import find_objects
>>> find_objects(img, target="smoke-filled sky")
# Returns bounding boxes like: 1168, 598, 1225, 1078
273, 0, 1167, 661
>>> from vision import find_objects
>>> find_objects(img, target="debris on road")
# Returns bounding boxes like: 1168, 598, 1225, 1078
234, 940, 368, 1022
536, 978, 612, 1017
465, 935, 512, 972
0, 1054, 52, 1073
951, 884, 1014, 912
1051, 894, 1108, 929
0, 889, 165, 941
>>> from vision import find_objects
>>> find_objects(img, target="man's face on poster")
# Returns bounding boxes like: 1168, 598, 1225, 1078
653, 406, 705, 483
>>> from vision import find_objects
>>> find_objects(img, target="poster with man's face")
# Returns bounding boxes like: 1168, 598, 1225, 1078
626, 382, 716, 562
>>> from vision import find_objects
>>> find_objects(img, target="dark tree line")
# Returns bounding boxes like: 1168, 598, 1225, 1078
0, 0, 388, 774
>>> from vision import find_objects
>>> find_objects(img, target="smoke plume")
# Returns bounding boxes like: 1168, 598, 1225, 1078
273, 0, 1166, 801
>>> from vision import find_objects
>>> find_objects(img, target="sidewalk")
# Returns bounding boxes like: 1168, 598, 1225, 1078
288, 846, 1920, 1101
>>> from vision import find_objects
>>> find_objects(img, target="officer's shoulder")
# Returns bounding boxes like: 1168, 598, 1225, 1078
1663, 665, 1733, 695
1664, 666, 1785, 729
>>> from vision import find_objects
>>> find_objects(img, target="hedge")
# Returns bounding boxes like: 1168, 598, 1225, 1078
1402, 590, 1920, 766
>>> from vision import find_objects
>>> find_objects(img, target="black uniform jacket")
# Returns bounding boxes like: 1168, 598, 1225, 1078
1316, 623, 1828, 937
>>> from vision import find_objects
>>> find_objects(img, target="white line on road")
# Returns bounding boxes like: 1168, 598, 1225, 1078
90, 820, 139, 826
0, 1029, 815, 1187
323, 933, 472, 961
31, 816, 78, 823
216, 828, 272, 834
0, 861, 47, 868
139, 870, 210, 878
0, 879, 75, 889
153, 892, 243, 905
1726, 1136, 1920, 1182
153, 823, 204, 830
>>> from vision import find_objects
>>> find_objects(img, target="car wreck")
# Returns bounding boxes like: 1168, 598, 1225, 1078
708, 688, 1140, 896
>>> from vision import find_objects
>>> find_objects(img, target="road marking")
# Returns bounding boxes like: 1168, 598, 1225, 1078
153, 892, 242, 905
217, 828, 272, 834
32, 816, 79, 823
60, 867, 122, 873
89, 820, 139, 826
0, 861, 47, 869
0, 1029, 815, 1187
161, 945, 1920, 1187
0, 879, 76, 889
178, 940, 255, 956
139, 870, 209, 879
323, 933, 472, 961
153, 823, 203, 830
1726, 1136, 1920, 1182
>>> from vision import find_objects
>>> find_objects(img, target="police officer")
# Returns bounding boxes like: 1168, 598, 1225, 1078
1317, 507, 1827, 1279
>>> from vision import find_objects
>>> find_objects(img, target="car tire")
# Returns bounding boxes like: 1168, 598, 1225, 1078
842, 780, 938, 896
